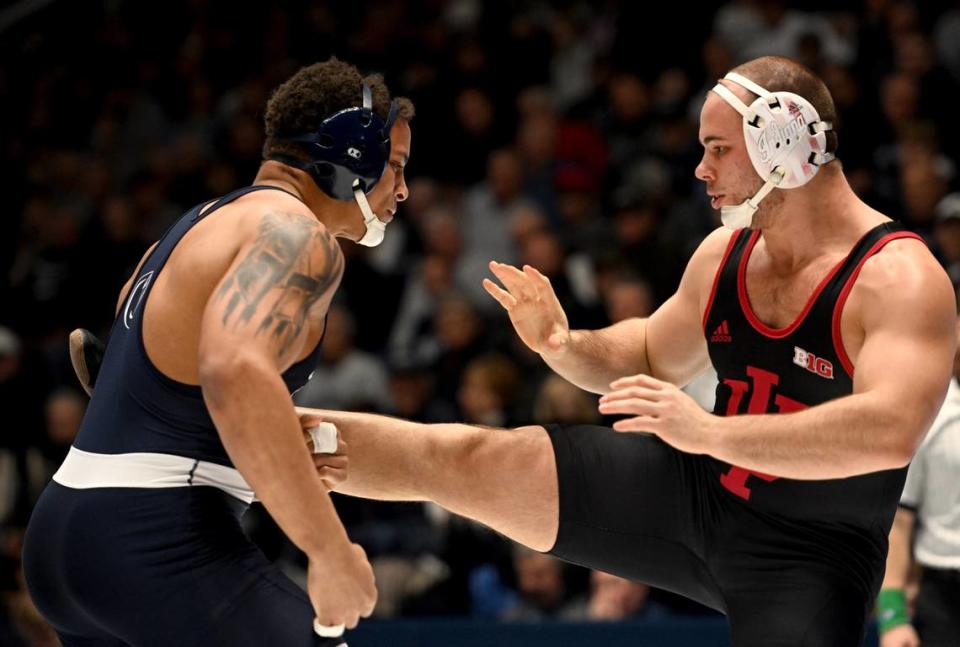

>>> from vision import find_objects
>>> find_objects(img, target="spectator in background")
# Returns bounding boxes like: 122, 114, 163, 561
548, 10, 598, 113
431, 295, 489, 403
896, 128, 951, 235
517, 228, 604, 330
934, 3, 960, 85
40, 388, 85, 472
602, 73, 653, 185
462, 148, 532, 267
501, 546, 585, 622
552, 119, 613, 258
598, 269, 718, 412
0, 328, 48, 527
601, 273, 655, 323
934, 194, 960, 289
893, 30, 960, 153
7, 196, 85, 339
610, 194, 680, 304
713, 0, 854, 65
533, 374, 601, 426
80, 195, 151, 321
388, 364, 455, 424
389, 252, 458, 368
567, 571, 669, 622
457, 354, 523, 427
294, 305, 393, 413
515, 88, 560, 221
452, 88, 500, 185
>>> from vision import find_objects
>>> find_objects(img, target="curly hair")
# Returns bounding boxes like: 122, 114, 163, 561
262, 57, 415, 161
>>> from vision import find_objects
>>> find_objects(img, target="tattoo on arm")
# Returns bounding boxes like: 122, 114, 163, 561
215, 211, 343, 358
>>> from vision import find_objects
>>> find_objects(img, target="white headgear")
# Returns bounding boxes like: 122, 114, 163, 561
709, 71, 835, 229
352, 179, 387, 247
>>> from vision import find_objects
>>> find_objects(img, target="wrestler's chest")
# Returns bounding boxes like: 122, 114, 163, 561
743, 261, 838, 329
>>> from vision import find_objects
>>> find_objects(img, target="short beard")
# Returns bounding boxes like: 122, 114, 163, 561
751, 187, 785, 229
729, 171, 786, 229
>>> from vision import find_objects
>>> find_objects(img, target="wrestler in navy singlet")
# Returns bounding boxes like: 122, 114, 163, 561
545, 222, 925, 646
22, 186, 341, 647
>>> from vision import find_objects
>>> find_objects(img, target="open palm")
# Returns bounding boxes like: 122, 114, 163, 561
483, 261, 570, 358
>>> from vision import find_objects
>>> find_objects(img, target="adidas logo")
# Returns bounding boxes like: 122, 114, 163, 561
710, 320, 732, 343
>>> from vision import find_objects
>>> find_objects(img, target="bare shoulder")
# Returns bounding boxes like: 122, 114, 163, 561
229, 208, 344, 295
207, 205, 344, 362
679, 226, 738, 296
233, 189, 344, 275
250, 209, 339, 257
855, 236, 954, 328
691, 226, 737, 263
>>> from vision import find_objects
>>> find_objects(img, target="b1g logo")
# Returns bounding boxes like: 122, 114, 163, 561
792, 346, 833, 379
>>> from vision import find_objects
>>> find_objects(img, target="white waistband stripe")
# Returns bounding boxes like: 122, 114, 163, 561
52, 446, 256, 504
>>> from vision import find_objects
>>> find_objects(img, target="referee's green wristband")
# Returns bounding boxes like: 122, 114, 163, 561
876, 588, 910, 634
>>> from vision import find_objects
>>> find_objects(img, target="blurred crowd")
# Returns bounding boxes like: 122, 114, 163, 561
3, 0, 960, 642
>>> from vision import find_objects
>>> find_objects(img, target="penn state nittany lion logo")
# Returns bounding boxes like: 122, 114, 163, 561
123, 271, 154, 330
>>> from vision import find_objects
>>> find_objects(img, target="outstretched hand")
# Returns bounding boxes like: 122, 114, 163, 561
598, 373, 718, 455
482, 261, 570, 359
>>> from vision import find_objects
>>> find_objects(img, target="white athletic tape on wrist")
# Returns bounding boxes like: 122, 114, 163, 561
308, 422, 339, 454
313, 620, 345, 638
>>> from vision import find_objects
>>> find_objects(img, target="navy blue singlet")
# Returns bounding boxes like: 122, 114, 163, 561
76, 185, 321, 465
22, 186, 344, 647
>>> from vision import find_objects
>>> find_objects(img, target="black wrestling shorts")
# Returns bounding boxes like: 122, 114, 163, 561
545, 424, 883, 647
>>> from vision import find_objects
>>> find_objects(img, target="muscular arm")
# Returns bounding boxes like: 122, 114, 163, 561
882, 507, 916, 590
709, 242, 955, 479
541, 319, 650, 394
540, 229, 729, 392
199, 210, 346, 555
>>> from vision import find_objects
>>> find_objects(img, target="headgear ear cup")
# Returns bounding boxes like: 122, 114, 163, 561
710, 72, 834, 228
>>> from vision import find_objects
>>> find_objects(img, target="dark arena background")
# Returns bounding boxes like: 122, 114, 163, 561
2, 1, 958, 645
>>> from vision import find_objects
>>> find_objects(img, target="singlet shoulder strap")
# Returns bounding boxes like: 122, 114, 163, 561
190, 184, 305, 222
823, 221, 924, 297
702, 228, 755, 331
826, 221, 926, 377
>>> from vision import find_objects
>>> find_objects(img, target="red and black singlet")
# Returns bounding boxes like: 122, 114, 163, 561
702, 222, 924, 527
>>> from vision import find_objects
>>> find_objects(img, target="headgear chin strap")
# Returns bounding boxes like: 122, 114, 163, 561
710, 71, 835, 229
353, 179, 386, 247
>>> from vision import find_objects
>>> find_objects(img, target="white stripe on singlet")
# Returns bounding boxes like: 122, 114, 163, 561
53, 446, 255, 504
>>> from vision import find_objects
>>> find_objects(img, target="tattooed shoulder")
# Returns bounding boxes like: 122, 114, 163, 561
214, 211, 343, 359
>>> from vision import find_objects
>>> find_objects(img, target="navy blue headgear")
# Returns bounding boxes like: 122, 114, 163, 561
272, 81, 399, 200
